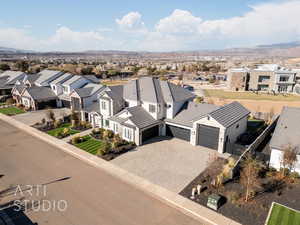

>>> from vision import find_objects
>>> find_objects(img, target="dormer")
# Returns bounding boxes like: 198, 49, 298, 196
62, 75, 89, 95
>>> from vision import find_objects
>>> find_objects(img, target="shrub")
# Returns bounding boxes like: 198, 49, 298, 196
103, 129, 114, 140
62, 128, 70, 137
227, 191, 240, 204
290, 172, 300, 179
53, 119, 62, 128
71, 136, 81, 144
41, 118, 46, 124
92, 128, 100, 135
6, 98, 14, 105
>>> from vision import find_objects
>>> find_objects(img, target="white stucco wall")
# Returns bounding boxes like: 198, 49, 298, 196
270, 148, 300, 174
224, 116, 248, 144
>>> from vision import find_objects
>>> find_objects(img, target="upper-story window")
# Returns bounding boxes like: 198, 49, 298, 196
149, 104, 156, 113
63, 86, 68, 93
101, 101, 107, 110
279, 76, 289, 82
258, 76, 270, 83
52, 85, 56, 91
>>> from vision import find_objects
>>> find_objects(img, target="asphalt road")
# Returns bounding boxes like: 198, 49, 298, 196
0, 120, 204, 225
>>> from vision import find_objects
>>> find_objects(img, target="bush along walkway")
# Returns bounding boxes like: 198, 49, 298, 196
62, 128, 93, 142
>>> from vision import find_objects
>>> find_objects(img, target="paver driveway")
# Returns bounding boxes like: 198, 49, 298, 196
112, 137, 229, 193
12, 108, 71, 125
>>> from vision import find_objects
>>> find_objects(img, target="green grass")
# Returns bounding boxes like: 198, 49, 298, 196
267, 203, 300, 225
204, 89, 300, 101
47, 123, 80, 137
0, 107, 25, 115
0, 102, 6, 106
74, 135, 105, 155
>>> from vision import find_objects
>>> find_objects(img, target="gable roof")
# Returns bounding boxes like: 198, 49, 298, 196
209, 101, 250, 127
84, 75, 100, 83
165, 102, 220, 128
110, 106, 158, 129
73, 83, 104, 98
62, 75, 85, 86
25, 86, 57, 100
0, 71, 26, 87
35, 70, 64, 86
50, 73, 72, 85
270, 107, 300, 150
122, 77, 195, 104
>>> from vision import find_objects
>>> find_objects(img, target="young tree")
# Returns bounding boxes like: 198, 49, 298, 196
194, 96, 204, 104
240, 154, 262, 202
16, 60, 29, 72
45, 109, 55, 122
281, 145, 298, 177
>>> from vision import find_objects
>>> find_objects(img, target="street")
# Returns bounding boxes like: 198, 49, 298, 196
0, 119, 204, 225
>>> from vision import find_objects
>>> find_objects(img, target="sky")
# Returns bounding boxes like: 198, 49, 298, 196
0, 0, 300, 52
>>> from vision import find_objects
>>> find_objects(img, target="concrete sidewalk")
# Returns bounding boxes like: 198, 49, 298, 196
62, 128, 93, 142
0, 114, 241, 225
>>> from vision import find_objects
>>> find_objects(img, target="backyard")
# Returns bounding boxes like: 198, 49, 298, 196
73, 135, 104, 155
204, 89, 300, 101
266, 203, 300, 225
0, 107, 25, 115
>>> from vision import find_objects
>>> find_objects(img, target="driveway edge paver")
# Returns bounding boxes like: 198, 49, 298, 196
0, 114, 241, 225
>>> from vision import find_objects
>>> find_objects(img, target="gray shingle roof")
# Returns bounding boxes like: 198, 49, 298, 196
123, 77, 195, 104
25, 74, 41, 85
26, 86, 57, 100
35, 70, 63, 86
84, 75, 100, 83
0, 71, 26, 87
111, 106, 159, 129
209, 101, 250, 127
270, 107, 300, 150
74, 83, 104, 98
62, 75, 83, 86
83, 102, 100, 113
165, 102, 220, 127
50, 73, 72, 85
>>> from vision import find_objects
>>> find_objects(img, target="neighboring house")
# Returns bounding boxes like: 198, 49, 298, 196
83, 77, 250, 153
34, 70, 65, 87
21, 86, 58, 110
269, 107, 300, 174
228, 64, 297, 93
0, 71, 27, 96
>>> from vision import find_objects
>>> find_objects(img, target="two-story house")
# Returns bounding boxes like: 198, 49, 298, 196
0, 71, 27, 96
83, 77, 250, 154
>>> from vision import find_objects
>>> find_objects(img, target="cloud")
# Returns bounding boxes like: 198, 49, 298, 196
116, 11, 147, 33
155, 9, 202, 34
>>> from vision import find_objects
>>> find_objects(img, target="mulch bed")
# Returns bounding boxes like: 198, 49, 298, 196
180, 158, 300, 225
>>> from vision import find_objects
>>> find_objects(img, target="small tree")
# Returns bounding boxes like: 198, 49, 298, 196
281, 145, 298, 177
240, 154, 262, 202
45, 109, 55, 122
194, 96, 204, 104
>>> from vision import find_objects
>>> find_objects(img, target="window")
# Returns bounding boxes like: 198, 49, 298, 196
63, 86, 68, 93
105, 120, 110, 127
101, 101, 106, 110
258, 76, 270, 83
124, 128, 132, 140
149, 104, 156, 113
113, 123, 118, 132
52, 85, 56, 91
236, 124, 239, 129
279, 76, 289, 82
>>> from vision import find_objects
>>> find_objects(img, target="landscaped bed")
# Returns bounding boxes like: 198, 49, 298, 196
46, 123, 80, 138
70, 128, 136, 161
266, 203, 300, 225
0, 107, 25, 115
180, 157, 300, 225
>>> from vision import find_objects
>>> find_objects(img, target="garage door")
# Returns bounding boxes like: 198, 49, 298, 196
197, 125, 219, 150
62, 100, 71, 108
37, 100, 57, 110
166, 125, 191, 142
142, 125, 159, 143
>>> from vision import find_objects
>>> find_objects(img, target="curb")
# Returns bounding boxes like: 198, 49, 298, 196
0, 114, 241, 225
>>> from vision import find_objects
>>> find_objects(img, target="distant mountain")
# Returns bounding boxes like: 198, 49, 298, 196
0, 46, 35, 54
257, 41, 300, 49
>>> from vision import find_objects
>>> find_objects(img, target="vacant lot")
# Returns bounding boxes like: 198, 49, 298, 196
267, 203, 300, 225
0, 107, 25, 115
102, 79, 129, 86
205, 89, 300, 101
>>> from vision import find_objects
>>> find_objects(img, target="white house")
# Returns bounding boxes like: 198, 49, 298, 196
269, 107, 300, 174
83, 77, 250, 153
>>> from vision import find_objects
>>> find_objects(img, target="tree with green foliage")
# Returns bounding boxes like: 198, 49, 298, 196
0, 64, 10, 71
16, 60, 29, 72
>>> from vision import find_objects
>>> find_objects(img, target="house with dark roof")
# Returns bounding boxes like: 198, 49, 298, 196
84, 77, 250, 153
0, 71, 27, 96
269, 107, 300, 173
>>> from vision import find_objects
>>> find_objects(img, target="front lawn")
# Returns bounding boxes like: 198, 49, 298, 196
0, 107, 25, 115
267, 203, 300, 225
47, 123, 80, 138
204, 89, 300, 101
74, 135, 104, 155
